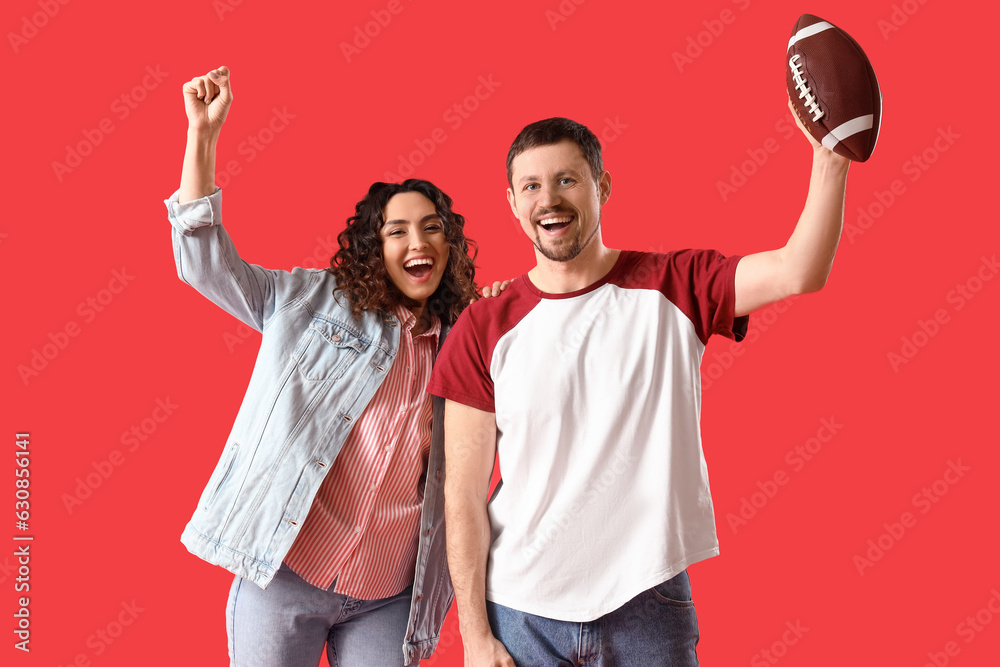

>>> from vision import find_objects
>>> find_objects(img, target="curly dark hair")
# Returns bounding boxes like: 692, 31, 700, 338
327, 179, 479, 326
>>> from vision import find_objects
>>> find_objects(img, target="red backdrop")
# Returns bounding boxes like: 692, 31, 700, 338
4, 1, 998, 665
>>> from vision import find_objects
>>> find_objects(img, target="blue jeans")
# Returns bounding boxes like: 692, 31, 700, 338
227, 563, 416, 666
486, 570, 699, 666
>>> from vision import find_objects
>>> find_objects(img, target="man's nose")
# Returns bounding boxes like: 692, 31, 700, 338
538, 184, 561, 208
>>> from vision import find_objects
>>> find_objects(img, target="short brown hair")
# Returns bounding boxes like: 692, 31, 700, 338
506, 117, 603, 187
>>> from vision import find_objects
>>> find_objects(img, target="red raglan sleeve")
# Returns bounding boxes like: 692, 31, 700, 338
427, 302, 497, 413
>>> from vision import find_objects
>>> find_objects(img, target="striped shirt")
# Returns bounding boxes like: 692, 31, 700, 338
284, 303, 440, 599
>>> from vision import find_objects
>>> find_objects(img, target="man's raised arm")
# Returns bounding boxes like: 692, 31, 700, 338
443, 400, 515, 667
733, 98, 851, 317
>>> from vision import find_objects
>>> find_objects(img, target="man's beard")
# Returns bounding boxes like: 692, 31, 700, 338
532, 211, 602, 263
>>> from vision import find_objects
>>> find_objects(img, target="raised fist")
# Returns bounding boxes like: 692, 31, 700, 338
183, 65, 232, 133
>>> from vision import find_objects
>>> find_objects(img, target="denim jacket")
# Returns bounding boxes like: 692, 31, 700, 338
164, 188, 453, 664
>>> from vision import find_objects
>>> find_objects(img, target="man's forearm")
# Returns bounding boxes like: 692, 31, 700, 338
442, 400, 506, 656
445, 489, 494, 641
179, 129, 220, 204
782, 148, 850, 293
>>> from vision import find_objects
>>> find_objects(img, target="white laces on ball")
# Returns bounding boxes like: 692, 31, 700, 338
789, 54, 825, 123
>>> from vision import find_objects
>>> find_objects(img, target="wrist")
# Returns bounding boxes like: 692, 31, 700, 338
186, 126, 221, 145
458, 619, 495, 644
812, 146, 851, 177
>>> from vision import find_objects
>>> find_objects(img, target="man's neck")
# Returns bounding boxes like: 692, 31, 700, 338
527, 241, 621, 294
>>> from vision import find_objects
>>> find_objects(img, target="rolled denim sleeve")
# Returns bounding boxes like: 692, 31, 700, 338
165, 187, 223, 235
164, 188, 317, 332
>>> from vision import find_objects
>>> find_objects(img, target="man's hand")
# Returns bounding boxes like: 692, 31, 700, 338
183, 66, 233, 134
787, 96, 849, 167
463, 633, 516, 666
481, 280, 512, 298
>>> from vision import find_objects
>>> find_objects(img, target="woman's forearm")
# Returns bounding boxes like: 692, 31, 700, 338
179, 128, 221, 203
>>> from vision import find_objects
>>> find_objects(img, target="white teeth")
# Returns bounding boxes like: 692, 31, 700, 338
539, 217, 571, 225
404, 258, 433, 268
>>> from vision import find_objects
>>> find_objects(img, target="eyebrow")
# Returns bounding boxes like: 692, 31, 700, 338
383, 213, 441, 226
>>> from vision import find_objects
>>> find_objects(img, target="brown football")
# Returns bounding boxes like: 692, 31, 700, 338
787, 14, 882, 162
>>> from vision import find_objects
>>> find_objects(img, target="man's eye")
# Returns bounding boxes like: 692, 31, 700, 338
560, 177, 574, 185
525, 184, 539, 191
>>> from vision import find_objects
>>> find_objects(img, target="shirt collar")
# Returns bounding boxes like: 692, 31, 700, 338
392, 303, 440, 341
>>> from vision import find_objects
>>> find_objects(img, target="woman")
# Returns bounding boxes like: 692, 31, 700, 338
164, 66, 479, 666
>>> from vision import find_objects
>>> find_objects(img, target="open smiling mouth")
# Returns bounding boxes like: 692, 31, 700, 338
538, 215, 573, 232
404, 258, 434, 279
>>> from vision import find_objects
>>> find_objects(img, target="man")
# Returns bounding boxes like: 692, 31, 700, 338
427, 108, 849, 666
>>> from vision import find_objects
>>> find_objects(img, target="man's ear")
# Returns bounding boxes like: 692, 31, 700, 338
506, 187, 518, 218
598, 171, 612, 206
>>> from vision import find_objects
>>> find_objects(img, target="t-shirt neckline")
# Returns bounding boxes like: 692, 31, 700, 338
521, 250, 631, 300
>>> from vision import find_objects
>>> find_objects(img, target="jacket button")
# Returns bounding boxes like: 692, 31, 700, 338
331, 334, 341, 342
435, 469, 442, 479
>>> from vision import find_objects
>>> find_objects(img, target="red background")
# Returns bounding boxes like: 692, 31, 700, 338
4, 0, 998, 665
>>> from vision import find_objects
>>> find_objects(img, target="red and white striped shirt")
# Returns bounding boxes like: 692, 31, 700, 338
284, 303, 440, 599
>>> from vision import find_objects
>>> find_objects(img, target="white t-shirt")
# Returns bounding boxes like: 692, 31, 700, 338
428, 249, 747, 621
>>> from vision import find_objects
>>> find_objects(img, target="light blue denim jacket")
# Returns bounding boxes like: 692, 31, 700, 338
164, 188, 453, 664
